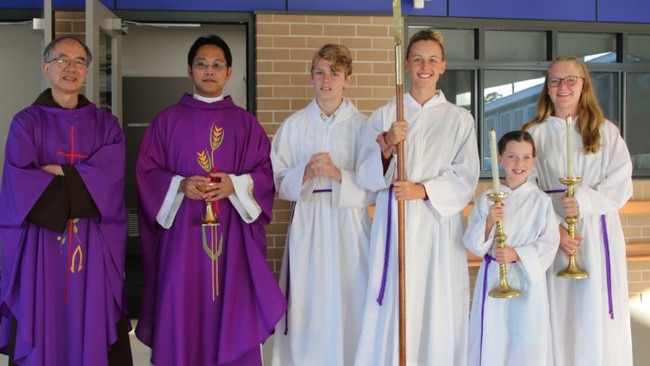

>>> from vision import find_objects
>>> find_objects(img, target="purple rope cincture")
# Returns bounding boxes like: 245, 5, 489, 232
601, 214, 614, 319
478, 254, 517, 365
377, 185, 394, 305
283, 202, 298, 335
283, 251, 291, 335
478, 254, 495, 366
312, 189, 333, 193
544, 189, 566, 194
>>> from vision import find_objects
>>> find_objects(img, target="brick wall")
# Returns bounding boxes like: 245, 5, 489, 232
627, 179, 650, 304
54, 11, 86, 39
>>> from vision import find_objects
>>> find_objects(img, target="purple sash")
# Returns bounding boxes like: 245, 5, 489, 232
478, 254, 517, 366
478, 254, 495, 366
377, 185, 394, 305
601, 214, 614, 319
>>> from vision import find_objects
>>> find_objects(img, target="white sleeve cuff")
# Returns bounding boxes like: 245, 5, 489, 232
228, 174, 262, 224
156, 175, 185, 229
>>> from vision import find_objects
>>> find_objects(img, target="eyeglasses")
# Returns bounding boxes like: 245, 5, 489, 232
547, 76, 584, 88
46, 56, 89, 69
193, 60, 228, 71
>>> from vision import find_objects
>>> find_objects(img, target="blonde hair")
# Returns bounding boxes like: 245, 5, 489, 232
311, 44, 353, 76
406, 29, 445, 60
522, 56, 604, 154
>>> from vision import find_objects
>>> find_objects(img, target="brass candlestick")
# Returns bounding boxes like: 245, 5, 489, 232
487, 192, 520, 299
557, 177, 588, 279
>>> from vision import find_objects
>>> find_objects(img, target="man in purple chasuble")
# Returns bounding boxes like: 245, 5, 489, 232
0, 37, 133, 366
134, 35, 286, 366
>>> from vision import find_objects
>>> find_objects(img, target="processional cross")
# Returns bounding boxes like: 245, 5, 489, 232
392, 1, 407, 365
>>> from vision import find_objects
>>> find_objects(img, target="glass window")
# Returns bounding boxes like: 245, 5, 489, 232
589, 72, 618, 124
485, 31, 546, 61
625, 73, 650, 172
99, 31, 112, 113
558, 32, 617, 63
628, 34, 650, 63
438, 69, 474, 111
406, 27, 475, 61
438, 29, 475, 60
482, 70, 546, 170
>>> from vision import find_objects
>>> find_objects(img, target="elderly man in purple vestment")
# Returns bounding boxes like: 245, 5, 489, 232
0, 36, 133, 366
134, 34, 286, 366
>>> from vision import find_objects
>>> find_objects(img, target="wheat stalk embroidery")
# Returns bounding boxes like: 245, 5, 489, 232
197, 123, 224, 173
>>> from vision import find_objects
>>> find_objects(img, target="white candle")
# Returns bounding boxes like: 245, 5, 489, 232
566, 115, 574, 178
489, 129, 500, 193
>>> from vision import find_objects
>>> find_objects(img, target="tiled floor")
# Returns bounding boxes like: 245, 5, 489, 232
2, 305, 649, 365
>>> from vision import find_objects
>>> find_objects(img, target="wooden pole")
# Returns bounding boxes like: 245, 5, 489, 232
391, 1, 406, 365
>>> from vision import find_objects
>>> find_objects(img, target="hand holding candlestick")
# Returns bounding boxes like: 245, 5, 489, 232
557, 115, 588, 278
557, 176, 588, 279
487, 131, 519, 298
487, 192, 520, 298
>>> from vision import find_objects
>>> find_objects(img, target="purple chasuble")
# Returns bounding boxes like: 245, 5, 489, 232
0, 92, 128, 366
135, 94, 285, 366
